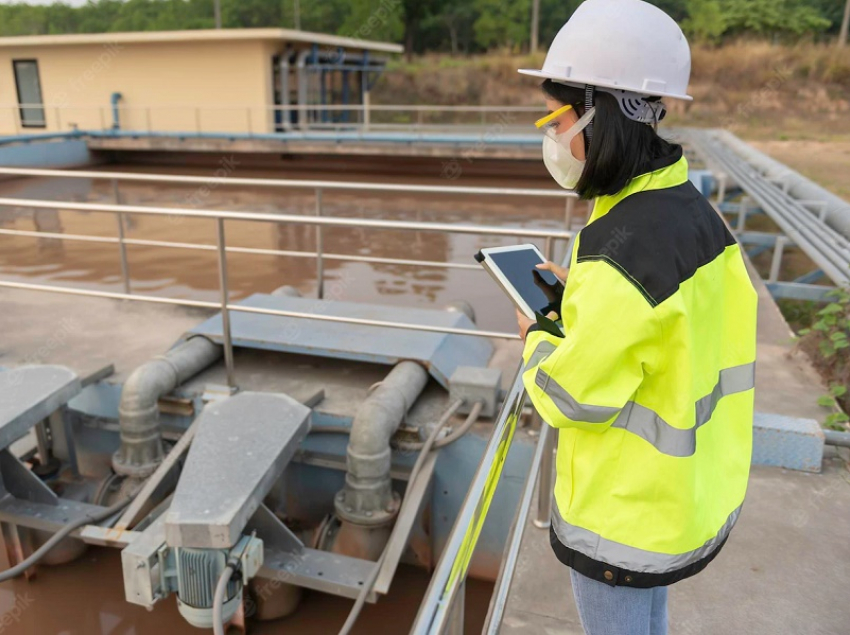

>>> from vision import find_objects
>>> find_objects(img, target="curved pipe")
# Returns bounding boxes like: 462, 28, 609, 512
335, 360, 429, 524
112, 335, 222, 478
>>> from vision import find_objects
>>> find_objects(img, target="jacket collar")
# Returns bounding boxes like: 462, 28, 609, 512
588, 143, 689, 224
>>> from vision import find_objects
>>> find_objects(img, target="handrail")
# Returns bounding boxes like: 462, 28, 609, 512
0, 196, 572, 239
1, 103, 541, 113
0, 276, 520, 342
0, 191, 573, 382
410, 364, 528, 635
482, 418, 553, 633
0, 167, 575, 200
0, 102, 542, 136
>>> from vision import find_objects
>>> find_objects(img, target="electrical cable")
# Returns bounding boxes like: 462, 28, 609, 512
0, 495, 133, 583
336, 399, 484, 635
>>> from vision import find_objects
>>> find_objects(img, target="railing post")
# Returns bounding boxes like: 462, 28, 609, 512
215, 218, 236, 388
315, 188, 324, 299
363, 90, 371, 131
532, 411, 555, 529
564, 197, 575, 231
112, 179, 131, 295
533, 237, 558, 530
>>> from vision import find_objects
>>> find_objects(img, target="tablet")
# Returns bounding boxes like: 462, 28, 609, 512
475, 244, 565, 319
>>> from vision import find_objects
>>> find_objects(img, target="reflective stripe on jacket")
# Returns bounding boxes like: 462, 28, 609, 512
522, 144, 758, 588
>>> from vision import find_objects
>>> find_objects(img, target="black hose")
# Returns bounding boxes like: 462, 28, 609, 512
0, 495, 133, 583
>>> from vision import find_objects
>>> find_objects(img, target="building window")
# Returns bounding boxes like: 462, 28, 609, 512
12, 60, 45, 128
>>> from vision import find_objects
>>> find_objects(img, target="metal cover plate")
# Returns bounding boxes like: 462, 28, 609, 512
165, 392, 311, 549
0, 365, 81, 451
186, 294, 493, 388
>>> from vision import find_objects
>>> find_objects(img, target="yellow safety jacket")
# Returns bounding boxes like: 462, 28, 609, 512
522, 144, 757, 587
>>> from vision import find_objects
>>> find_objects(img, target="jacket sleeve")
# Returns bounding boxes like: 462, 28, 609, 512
520, 257, 661, 432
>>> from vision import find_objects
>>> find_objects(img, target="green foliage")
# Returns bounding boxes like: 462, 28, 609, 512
472, 0, 531, 50
682, 0, 727, 44
339, 0, 404, 43
719, 0, 831, 37
0, 0, 840, 52
681, 0, 832, 43
805, 288, 850, 431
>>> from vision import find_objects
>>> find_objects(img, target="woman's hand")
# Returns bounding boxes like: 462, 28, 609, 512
516, 309, 536, 341
516, 309, 559, 341
536, 261, 569, 282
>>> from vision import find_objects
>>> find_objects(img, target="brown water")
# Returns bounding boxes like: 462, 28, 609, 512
0, 547, 494, 634
0, 154, 571, 633
0, 156, 583, 334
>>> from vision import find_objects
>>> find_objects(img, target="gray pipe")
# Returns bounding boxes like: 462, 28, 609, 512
112, 335, 222, 478
717, 130, 850, 239
824, 429, 850, 448
335, 361, 429, 524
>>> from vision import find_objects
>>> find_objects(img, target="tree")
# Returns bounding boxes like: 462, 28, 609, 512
681, 0, 727, 43
339, 0, 404, 45
473, 0, 531, 51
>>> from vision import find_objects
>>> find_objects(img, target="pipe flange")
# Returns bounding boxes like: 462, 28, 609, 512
111, 450, 161, 479
333, 491, 400, 527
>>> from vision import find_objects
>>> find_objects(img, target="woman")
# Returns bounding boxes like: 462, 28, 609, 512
515, 1, 758, 634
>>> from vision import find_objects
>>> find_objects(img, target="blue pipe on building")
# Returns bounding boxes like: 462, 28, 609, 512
111, 92, 123, 130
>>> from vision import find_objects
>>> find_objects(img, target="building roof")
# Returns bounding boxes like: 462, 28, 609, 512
0, 28, 404, 54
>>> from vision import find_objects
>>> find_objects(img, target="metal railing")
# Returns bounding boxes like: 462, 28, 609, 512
0, 166, 574, 387
0, 103, 542, 137
409, 367, 557, 634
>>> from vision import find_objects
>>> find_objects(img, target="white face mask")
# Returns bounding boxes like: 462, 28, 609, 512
541, 107, 596, 190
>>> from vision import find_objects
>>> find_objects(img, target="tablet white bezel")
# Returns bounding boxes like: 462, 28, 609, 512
479, 243, 557, 319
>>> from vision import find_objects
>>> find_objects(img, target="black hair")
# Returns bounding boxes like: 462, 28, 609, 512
541, 79, 675, 200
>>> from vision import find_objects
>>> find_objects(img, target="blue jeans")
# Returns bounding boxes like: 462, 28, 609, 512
570, 569, 668, 635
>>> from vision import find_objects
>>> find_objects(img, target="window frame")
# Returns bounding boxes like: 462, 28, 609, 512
12, 59, 46, 129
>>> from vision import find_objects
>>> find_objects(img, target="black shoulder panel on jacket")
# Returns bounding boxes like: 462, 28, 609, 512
576, 181, 736, 307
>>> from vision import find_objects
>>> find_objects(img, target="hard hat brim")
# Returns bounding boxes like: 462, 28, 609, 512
517, 68, 693, 102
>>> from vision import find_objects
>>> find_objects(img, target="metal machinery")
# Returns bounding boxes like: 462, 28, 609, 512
0, 290, 530, 631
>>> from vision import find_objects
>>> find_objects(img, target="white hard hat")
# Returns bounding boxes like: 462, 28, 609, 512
518, 0, 692, 102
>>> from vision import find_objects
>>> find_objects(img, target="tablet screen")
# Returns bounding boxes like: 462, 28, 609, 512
488, 248, 564, 316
